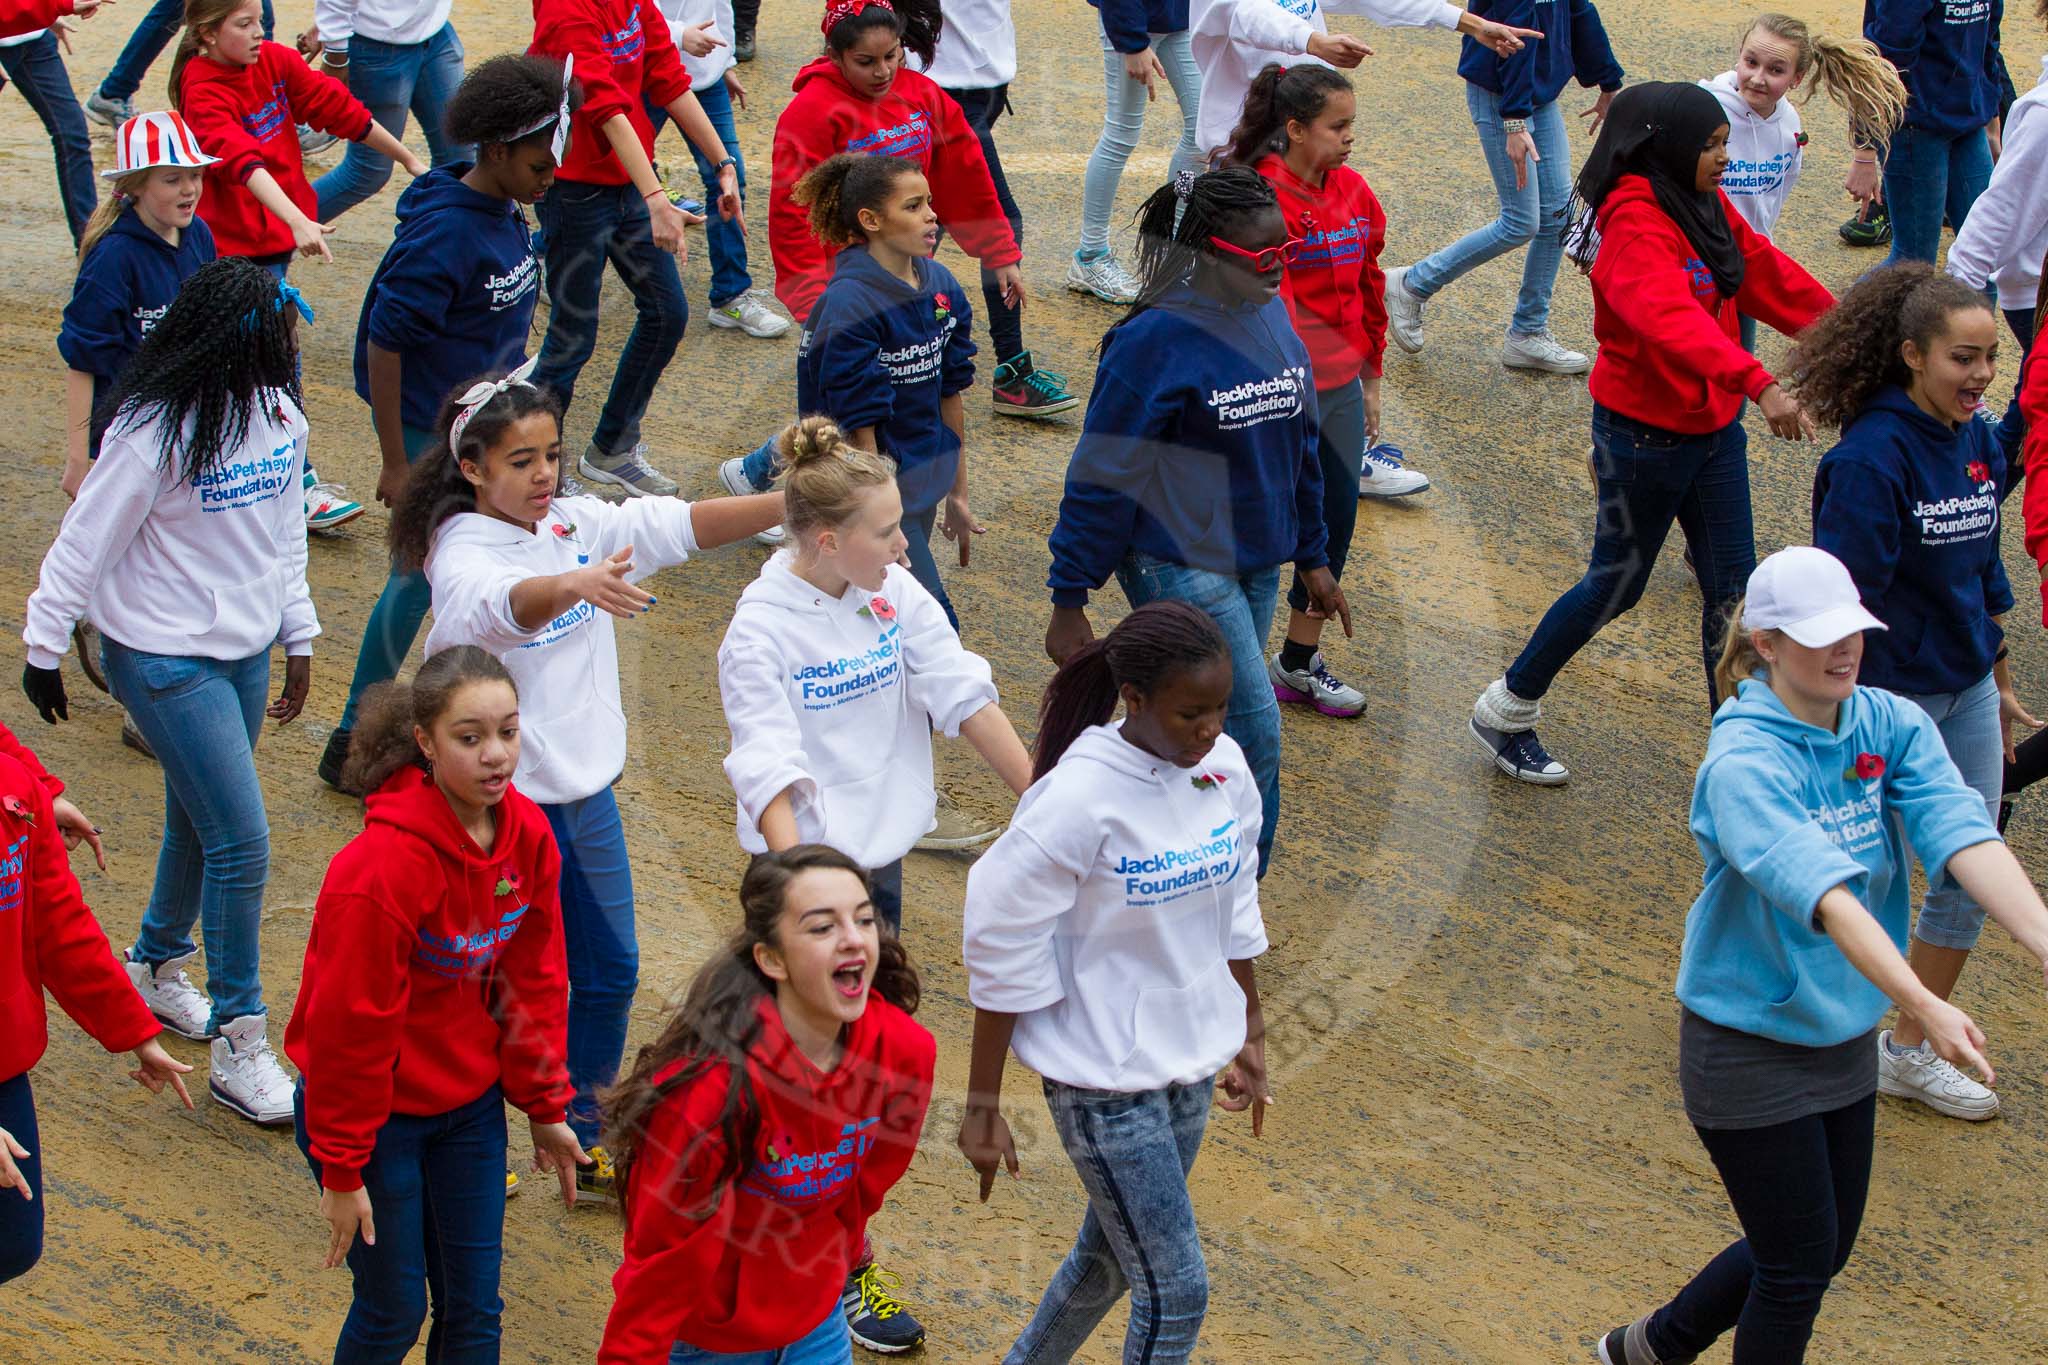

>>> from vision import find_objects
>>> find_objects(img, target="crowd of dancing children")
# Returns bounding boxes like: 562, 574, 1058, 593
8, 0, 2048, 1361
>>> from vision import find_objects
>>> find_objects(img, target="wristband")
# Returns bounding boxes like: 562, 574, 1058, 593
1502, 118, 1528, 135
322, 52, 349, 67
1996, 644, 2011, 664
713, 156, 737, 174
644, 186, 668, 202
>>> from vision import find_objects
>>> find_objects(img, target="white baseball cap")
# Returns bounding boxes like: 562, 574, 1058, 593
104, 111, 220, 179
1743, 546, 1887, 647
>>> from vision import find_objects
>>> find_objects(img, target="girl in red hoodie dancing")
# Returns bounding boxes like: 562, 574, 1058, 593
1468, 80, 1833, 787
0, 720, 193, 1285
283, 645, 587, 1362
764, 0, 1076, 419
598, 845, 935, 1364
1225, 62, 1426, 724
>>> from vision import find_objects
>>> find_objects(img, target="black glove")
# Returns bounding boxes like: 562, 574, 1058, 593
22, 663, 68, 724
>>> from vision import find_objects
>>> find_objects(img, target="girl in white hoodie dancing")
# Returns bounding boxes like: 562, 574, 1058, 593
21, 258, 315, 1129
1698, 12, 1905, 353
957, 600, 1272, 1365
717, 414, 1029, 1352
390, 360, 783, 1201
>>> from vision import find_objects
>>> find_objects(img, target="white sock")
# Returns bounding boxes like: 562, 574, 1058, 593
1474, 678, 1540, 731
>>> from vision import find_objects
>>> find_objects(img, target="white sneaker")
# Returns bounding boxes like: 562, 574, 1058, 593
1065, 251, 1141, 305
210, 1015, 295, 1126
1383, 266, 1425, 353
1877, 1028, 2000, 1120
297, 123, 339, 156
718, 456, 785, 546
709, 290, 792, 339
123, 948, 213, 1040
1359, 443, 1430, 498
1501, 328, 1591, 375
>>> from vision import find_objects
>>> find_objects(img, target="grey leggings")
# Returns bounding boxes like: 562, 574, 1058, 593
1078, 22, 1203, 257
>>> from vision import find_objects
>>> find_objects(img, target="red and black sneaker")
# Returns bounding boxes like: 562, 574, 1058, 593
992, 351, 1079, 418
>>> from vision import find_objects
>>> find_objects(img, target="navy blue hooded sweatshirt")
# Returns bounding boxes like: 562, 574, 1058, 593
1458, 0, 1624, 121
797, 244, 977, 516
1812, 386, 2012, 695
354, 166, 540, 432
58, 207, 216, 455
1090, 0, 1189, 53
1048, 285, 1327, 606
1865, 0, 2002, 137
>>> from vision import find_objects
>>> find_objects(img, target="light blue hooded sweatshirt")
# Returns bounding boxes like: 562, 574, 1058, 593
1678, 676, 1999, 1047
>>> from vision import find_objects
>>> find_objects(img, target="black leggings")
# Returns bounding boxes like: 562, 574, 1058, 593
733, 0, 759, 34
2003, 725, 2048, 827
1645, 1093, 1876, 1364
938, 83, 1027, 364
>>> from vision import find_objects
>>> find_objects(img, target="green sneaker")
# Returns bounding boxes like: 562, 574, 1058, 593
1839, 201, 1891, 248
992, 351, 1079, 419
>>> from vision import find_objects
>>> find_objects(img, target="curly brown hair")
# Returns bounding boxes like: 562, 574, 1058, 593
791, 153, 925, 248
600, 847, 921, 1217
1783, 263, 1993, 429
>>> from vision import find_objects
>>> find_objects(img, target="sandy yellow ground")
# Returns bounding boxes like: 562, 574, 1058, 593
0, 0, 2044, 1359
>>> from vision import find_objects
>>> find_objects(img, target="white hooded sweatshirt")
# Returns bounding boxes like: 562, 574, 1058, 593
911, 0, 1016, 91
1189, 0, 1460, 160
718, 554, 997, 869
423, 494, 699, 806
1947, 55, 2048, 312
24, 393, 317, 668
962, 725, 1269, 1093
655, 0, 736, 90
1701, 71, 1803, 240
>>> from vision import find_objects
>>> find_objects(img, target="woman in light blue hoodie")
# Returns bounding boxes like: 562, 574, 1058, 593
1594, 546, 2048, 1365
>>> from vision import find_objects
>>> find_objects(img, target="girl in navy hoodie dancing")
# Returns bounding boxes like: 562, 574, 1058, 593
319, 55, 576, 791
1865, 0, 2005, 266
1800, 263, 2035, 1124
1046, 166, 1350, 877
1469, 82, 1832, 787
790, 153, 976, 631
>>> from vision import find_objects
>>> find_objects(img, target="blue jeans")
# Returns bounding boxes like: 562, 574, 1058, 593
534, 179, 688, 456
0, 1072, 41, 1286
1882, 123, 1992, 266
1646, 1093, 1875, 1365
1079, 25, 1201, 258
314, 27, 467, 222
1006, 1077, 1216, 1365
1288, 379, 1362, 611
669, 1307, 852, 1365
1506, 406, 1753, 709
645, 79, 751, 306
103, 639, 272, 1030
868, 859, 903, 936
943, 83, 1026, 362
0, 33, 94, 246
1407, 85, 1571, 335
1898, 671, 2003, 950
294, 1081, 507, 1363
98, 0, 273, 101
339, 423, 437, 730
541, 788, 638, 1147
1115, 554, 1281, 875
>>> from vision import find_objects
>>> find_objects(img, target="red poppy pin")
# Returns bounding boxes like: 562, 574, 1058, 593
1191, 773, 1227, 791
2, 795, 34, 826
494, 866, 523, 898
552, 520, 578, 540
1967, 460, 1992, 485
1794, 131, 1810, 148
856, 595, 897, 622
933, 291, 951, 322
1846, 753, 1886, 781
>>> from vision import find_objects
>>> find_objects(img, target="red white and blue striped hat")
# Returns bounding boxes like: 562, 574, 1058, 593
103, 111, 221, 179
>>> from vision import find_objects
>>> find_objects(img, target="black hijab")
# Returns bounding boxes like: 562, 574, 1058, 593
1569, 81, 1743, 298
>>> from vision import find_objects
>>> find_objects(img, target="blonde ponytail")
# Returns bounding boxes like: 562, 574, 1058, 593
78, 171, 152, 265
1713, 598, 1770, 704
1741, 15, 1907, 152
776, 415, 896, 536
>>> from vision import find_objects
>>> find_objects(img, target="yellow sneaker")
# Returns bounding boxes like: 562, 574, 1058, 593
505, 1170, 521, 1199
575, 1144, 618, 1206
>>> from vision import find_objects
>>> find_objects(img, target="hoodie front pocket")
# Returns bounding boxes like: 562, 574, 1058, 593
206, 569, 284, 642
1114, 957, 1244, 1086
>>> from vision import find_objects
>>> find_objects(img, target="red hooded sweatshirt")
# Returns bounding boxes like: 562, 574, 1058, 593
284, 766, 571, 1193
2020, 344, 2048, 623
598, 994, 935, 1362
1255, 153, 1387, 391
0, 726, 160, 1086
531, 0, 692, 187
1587, 175, 1832, 434
180, 42, 374, 260
769, 57, 1020, 324
0, 0, 74, 40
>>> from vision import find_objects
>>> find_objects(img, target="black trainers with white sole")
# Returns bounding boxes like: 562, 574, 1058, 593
842, 1261, 925, 1353
1470, 718, 1569, 785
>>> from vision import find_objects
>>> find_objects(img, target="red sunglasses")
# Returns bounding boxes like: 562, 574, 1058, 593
1207, 235, 1305, 271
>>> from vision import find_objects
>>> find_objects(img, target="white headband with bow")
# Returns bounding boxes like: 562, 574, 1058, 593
449, 356, 540, 453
